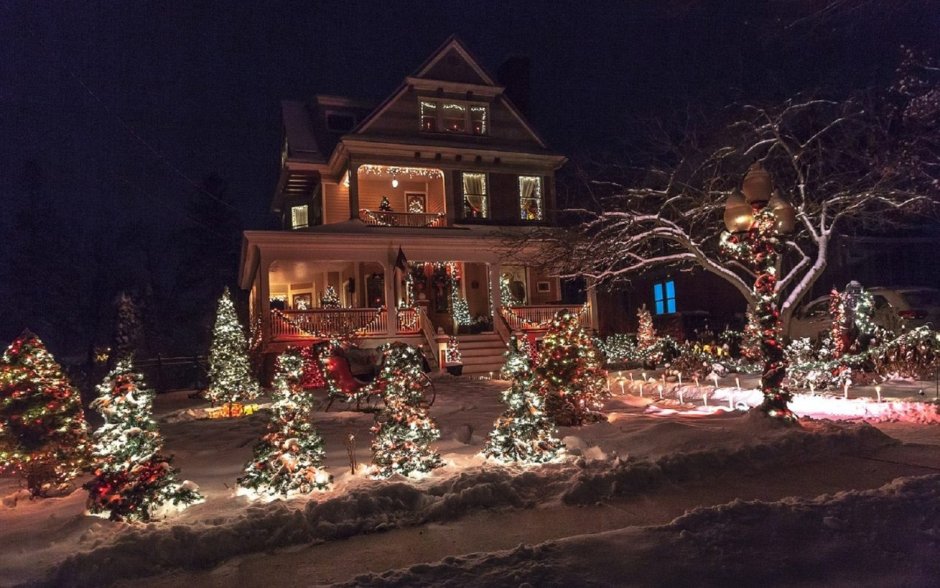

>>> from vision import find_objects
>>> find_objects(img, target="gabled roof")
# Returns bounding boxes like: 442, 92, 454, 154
410, 35, 496, 86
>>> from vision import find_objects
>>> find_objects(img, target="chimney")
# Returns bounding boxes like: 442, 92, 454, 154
497, 56, 531, 115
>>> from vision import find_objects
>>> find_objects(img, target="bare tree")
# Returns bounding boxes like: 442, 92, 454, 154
544, 50, 938, 332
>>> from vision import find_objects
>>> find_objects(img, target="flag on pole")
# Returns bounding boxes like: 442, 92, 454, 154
395, 246, 408, 272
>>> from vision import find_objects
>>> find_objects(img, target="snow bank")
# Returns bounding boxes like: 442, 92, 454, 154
41, 418, 894, 587
341, 474, 940, 587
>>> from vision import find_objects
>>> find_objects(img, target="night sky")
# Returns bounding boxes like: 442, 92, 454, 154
0, 0, 936, 354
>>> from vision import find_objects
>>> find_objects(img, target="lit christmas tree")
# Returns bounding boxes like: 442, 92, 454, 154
0, 331, 90, 497
205, 288, 260, 412
300, 344, 327, 390
321, 286, 341, 308
535, 310, 609, 426
444, 336, 462, 364
85, 359, 202, 521
636, 305, 657, 359
741, 308, 763, 362
371, 343, 442, 478
238, 348, 331, 498
501, 333, 531, 380
829, 288, 849, 359
379, 196, 393, 211
484, 337, 563, 464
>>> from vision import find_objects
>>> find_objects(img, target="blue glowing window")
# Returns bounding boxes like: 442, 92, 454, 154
653, 281, 676, 315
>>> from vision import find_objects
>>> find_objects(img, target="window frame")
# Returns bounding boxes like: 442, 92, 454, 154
290, 204, 309, 230
324, 110, 357, 133
418, 99, 488, 136
461, 172, 489, 220
653, 280, 676, 315
518, 175, 544, 221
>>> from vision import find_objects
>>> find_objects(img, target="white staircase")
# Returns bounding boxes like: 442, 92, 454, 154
455, 333, 507, 376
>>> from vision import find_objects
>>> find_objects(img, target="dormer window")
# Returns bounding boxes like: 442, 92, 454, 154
290, 205, 309, 229
419, 100, 488, 135
325, 111, 356, 133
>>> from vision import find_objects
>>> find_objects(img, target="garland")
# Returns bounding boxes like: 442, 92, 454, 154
273, 307, 385, 339
500, 302, 590, 330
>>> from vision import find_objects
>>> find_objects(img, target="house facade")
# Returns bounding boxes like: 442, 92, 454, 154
239, 37, 589, 373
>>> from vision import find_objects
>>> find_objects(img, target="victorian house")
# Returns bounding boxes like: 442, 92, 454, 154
239, 36, 590, 374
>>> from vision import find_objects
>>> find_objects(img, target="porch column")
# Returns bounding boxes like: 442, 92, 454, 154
382, 261, 397, 337
488, 262, 502, 318
348, 163, 360, 221
444, 169, 456, 226
259, 254, 272, 347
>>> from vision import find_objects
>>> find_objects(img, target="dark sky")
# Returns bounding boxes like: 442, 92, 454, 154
0, 1, 936, 354
3, 0, 935, 233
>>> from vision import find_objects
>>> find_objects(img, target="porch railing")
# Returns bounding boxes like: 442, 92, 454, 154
501, 304, 591, 331
271, 307, 426, 339
359, 209, 447, 228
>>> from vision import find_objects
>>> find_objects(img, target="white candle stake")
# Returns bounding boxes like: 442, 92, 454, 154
629, 373, 635, 383
703, 390, 708, 407
642, 372, 647, 383
843, 381, 849, 400
711, 374, 719, 389
678, 388, 684, 404
735, 377, 741, 390
678, 374, 683, 386
875, 385, 882, 403
658, 384, 663, 400
619, 380, 625, 395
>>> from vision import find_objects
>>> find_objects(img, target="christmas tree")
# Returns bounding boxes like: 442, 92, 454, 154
321, 286, 341, 308
371, 343, 442, 478
444, 336, 462, 364
0, 331, 90, 497
635, 305, 658, 363
238, 348, 331, 498
85, 359, 202, 521
741, 308, 763, 362
535, 309, 609, 426
205, 288, 260, 411
300, 344, 327, 390
485, 338, 563, 463
110, 291, 143, 366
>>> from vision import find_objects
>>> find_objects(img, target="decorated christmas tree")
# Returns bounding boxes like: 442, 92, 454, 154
379, 196, 393, 211
371, 343, 442, 478
238, 348, 331, 498
484, 338, 563, 464
829, 288, 849, 359
0, 331, 90, 497
534, 310, 609, 426
501, 333, 532, 380
444, 336, 462, 364
300, 343, 327, 390
740, 308, 763, 362
85, 359, 202, 520
635, 305, 658, 361
321, 286, 341, 308
205, 288, 260, 411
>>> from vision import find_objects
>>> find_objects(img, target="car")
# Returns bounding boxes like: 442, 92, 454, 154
788, 287, 939, 341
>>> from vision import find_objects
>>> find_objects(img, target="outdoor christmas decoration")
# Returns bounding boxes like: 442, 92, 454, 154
205, 288, 261, 414
444, 336, 463, 376
321, 286, 341, 308
484, 338, 563, 464
534, 309, 609, 426
300, 344, 327, 389
371, 342, 442, 478
239, 348, 332, 498
501, 333, 532, 380
635, 305, 663, 366
379, 196, 393, 211
110, 291, 143, 365
598, 333, 636, 366
740, 309, 763, 362
0, 331, 90, 497
85, 359, 202, 521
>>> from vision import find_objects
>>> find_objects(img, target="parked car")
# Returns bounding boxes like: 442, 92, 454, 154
788, 287, 940, 341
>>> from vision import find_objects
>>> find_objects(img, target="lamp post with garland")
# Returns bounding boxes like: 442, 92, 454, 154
720, 162, 797, 421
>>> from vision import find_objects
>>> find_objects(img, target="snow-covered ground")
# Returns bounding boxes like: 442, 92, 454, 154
2, 371, 938, 587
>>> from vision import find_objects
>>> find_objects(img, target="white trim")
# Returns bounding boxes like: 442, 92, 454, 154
413, 39, 496, 86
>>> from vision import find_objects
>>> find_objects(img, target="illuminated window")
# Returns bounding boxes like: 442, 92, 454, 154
470, 105, 487, 135
518, 176, 543, 220
290, 205, 309, 229
653, 281, 676, 315
420, 101, 438, 132
419, 101, 488, 135
442, 103, 466, 132
462, 173, 487, 219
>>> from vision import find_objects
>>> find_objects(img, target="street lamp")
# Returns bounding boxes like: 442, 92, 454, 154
721, 162, 797, 421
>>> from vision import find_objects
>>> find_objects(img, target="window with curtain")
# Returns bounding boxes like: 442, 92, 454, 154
290, 205, 309, 229
469, 105, 488, 135
420, 101, 438, 131
653, 281, 676, 314
462, 173, 487, 219
518, 176, 543, 220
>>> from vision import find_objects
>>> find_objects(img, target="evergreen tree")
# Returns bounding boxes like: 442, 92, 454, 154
636, 305, 658, 361
85, 359, 202, 521
0, 331, 90, 496
741, 308, 763, 362
238, 348, 331, 498
484, 337, 563, 464
205, 288, 260, 409
535, 310, 609, 426
110, 291, 144, 366
371, 343, 442, 478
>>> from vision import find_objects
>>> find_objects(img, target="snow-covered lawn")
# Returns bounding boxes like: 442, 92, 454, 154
2, 372, 938, 586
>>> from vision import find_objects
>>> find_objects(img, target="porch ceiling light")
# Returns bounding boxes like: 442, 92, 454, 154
391, 178, 399, 188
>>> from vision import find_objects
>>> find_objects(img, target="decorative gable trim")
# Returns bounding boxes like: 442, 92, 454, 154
412, 35, 496, 86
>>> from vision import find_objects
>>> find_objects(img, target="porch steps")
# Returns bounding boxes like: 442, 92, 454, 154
454, 333, 507, 376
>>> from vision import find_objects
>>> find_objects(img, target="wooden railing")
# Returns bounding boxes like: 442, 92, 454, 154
501, 304, 591, 331
359, 209, 447, 228
397, 307, 421, 334
271, 308, 387, 339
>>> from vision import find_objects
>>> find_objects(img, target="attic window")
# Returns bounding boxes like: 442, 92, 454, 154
419, 100, 488, 135
325, 112, 356, 132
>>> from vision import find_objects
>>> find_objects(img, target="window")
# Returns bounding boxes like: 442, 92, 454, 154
653, 281, 676, 315
462, 172, 487, 219
518, 176, 543, 220
442, 103, 466, 133
325, 111, 356, 132
418, 100, 488, 135
420, 101, 438, 132
290, 205, 309, 229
